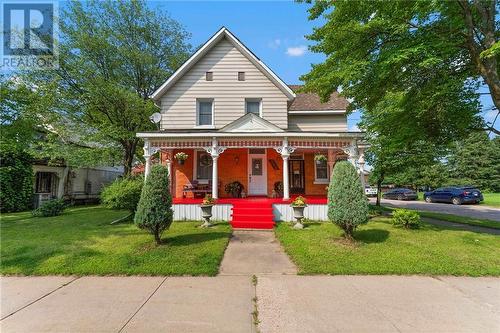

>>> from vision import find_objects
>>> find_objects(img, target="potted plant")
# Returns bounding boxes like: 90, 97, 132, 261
314, 154, 327, 164
174, 152, 188, 165
224, 181, 244, 198
200, 194, 216, 227
290, 196, 307, 229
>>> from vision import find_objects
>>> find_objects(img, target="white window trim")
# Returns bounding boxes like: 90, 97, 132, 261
314, 159, 329, 184
193, 149, 211, 184
196, 98, 215, 127
245, 98, 262, 117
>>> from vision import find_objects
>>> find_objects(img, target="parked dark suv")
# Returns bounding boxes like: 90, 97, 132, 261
382, 188, 418, 201
424, 187, 483, 205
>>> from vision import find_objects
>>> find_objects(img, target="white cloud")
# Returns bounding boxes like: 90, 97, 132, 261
286, 45, 307, 57
349, 124, 361, 132
268, 38, 281, 49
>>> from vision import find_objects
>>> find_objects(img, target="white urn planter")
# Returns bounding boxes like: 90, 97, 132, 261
200, 205, 214, 227
291, 205, 306, 229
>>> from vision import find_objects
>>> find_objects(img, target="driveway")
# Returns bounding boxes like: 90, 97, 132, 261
371, 198, 500, 222
1, 275, 499, 332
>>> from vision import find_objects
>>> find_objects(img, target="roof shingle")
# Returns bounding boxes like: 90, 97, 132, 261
288, 85, 348, 111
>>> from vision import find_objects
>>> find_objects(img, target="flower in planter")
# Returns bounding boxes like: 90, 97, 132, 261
291, 195, 307, 207
224, 181, 244, 198
314, 154, 327, 163
201, 194, 216, 206
174, 152, 188, 161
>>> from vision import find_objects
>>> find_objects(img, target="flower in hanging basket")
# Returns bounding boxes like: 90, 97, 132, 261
291, 196, 307, 207
174, 152, 188, 161
201, 194, 216, 206
314, 154, 327, 163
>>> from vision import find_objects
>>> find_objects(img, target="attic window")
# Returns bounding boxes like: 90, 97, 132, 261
238, 72, 245, 81
206, 72, 213, 81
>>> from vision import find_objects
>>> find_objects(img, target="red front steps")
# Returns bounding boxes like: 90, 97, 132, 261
230, 199, 275, 229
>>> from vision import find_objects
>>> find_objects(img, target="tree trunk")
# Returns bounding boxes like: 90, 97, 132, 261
122, 139, 139, 177
376, 175, 384, 206
154, 231, 162, 245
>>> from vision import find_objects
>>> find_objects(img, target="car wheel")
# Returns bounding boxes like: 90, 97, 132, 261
452, 197, 462, 205
425, 196, 432, 203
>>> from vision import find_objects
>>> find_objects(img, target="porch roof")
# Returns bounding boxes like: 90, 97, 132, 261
137, 131, 364, 139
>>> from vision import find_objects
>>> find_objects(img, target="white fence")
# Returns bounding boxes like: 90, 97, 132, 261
173, 204, 232, 221
273, 204, 329, 222
173, 203, 328, 222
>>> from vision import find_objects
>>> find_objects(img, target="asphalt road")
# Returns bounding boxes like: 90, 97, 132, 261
370, 198, 500, 222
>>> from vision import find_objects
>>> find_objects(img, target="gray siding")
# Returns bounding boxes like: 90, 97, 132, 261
160, 38, 289, 130
288, 115, 348, 132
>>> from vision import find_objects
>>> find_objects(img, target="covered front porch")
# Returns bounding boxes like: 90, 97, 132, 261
140, 133, 367, 201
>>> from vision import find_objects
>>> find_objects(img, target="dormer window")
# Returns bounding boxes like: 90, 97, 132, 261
206, 72, 213, 81
238, 72, 245, 81
245, 98, 261, 116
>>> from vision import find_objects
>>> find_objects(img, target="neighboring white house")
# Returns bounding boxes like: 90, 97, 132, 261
33, 162, 123, 207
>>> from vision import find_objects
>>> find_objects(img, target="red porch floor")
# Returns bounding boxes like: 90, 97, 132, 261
173, 196, 327, 230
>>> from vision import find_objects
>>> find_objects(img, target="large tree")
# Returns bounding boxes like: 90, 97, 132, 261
301, 0, 499, 134
29, 0, 191, 175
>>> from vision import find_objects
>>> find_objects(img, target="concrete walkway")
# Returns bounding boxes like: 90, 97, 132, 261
1, 275, 499, 332
219, 230, 297, 275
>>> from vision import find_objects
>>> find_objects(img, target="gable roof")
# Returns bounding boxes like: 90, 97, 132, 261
219, 113, 284, 133
151, 27, 296, 102
288, 85, 348, 112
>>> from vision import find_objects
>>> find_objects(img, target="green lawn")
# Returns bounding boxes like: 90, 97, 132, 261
418, 211, 500, 230
481, 193, 500, 207
0, 206, 231, 276
276, 218, 500, 276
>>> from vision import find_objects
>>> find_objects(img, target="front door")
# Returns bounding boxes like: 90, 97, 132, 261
289, 160, 305, 194
248, 149, 267, 195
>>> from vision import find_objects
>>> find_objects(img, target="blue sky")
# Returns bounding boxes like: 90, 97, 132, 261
156, 0, 361, 131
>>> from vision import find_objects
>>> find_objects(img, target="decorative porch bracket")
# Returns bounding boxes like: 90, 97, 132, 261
203, 138, 227, 199
274, 138, 295, 200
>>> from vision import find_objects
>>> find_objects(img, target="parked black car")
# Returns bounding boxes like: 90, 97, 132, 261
382, 188, 418, 201
424, 187, 483, 205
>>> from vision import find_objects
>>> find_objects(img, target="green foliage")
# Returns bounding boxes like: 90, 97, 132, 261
134, 165, 173, 244
301, 0, 498, 135
0, 147, 33, 212
328, 161, 369, 238
32, 199, 67, 217
447, 132, 500, 192
391, 209, 420, 229
101, 176, 143, 213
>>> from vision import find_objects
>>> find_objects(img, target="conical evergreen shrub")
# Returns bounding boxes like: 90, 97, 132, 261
328, 161, 369, 239
134, 165, 173, 244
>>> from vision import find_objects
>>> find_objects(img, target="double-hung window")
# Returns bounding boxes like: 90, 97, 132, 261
245, 98, 261, 116
315, 159, 329, 183
197, 99, 213, 126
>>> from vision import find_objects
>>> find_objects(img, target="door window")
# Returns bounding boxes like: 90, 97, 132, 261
252, 158, 263, 175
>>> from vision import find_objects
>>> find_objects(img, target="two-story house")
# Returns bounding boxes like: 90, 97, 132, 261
137, 28, 365, 227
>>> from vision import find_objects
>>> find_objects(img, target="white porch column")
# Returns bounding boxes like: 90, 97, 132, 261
275, 137, 295, 201
358, 149, 366, 189
327, 149, 336, 179
205, 138, 226, 199
164, 149, 173, 191
143, 139, 151, 180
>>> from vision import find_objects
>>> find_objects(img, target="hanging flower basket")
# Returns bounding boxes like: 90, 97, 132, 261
314, 154, 327, 164
175, 152, 188, 165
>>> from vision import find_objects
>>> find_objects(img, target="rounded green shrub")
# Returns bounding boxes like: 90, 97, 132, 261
0, 148, 33, 212
101, 176, 143, 213
134, 165, 173, 244
32, 199, 67, 217
391, 209, 420, 229
328, 161, 369, 239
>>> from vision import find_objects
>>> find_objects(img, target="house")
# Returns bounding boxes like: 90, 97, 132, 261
33, 160, 123, 207
137, 27, 366, 228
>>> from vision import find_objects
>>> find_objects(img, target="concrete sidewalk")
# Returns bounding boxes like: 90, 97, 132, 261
1, 275, 499, 333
